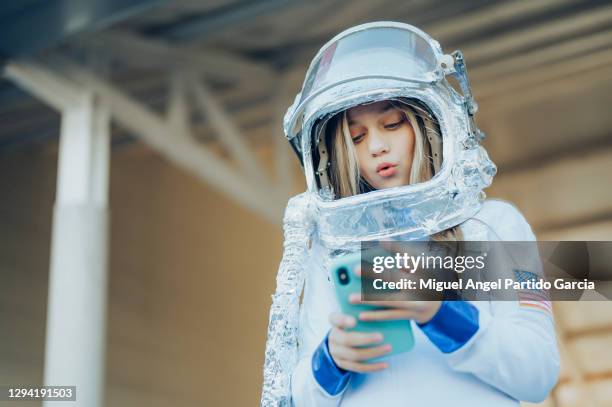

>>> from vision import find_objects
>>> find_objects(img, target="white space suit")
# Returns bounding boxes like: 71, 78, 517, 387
291, 199, 559, 406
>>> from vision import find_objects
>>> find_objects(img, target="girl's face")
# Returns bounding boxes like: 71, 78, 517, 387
346, 101, 415, 190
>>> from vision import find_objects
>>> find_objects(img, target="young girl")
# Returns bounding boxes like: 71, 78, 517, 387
261, 22, 559, 407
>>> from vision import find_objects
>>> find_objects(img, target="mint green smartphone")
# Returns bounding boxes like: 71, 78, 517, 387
331, 253, 414, 360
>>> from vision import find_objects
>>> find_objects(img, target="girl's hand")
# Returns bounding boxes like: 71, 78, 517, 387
328, 312, 392, 373
350, 294, 441, 324
352, 266, 441, 324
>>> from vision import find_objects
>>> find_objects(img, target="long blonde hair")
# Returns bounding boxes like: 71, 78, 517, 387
322, 99, 462, 242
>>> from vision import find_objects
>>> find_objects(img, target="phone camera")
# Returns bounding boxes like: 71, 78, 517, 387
338, 267, 350, 285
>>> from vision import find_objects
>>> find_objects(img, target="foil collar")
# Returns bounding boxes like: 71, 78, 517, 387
297, 82, 496, 250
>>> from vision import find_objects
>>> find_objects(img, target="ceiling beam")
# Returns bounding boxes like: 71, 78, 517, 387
148, 0, 298, 42
76, 30, 273, 96
187, 72, 268, 185
458, 3, 612, 64
4, 62, 83, 111
37, 57, 286, 223
426, 0, 575, 43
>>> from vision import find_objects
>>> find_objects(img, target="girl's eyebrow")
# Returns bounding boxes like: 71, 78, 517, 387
347, 103, 395, 126
379, 103, 395, 113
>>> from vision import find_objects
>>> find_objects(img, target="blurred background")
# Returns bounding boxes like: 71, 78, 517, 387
1, 0, 611, 406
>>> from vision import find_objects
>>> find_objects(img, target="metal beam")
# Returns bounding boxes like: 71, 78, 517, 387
458, 3, 612, 64
77, 30, 272, 96
470, 29, 612, 86
427, 0, 574, 43
4, 62, 83, 111
475, 46, 612, 103
187, 72, 268, 186
42, 57, 285, 223
167, 73, 191, 140
147, 0, 298, 42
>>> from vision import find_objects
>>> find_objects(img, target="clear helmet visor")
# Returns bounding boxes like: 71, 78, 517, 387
286, 22, 450, 141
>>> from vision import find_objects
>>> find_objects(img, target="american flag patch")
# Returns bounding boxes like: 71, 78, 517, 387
514, 269, 553, 316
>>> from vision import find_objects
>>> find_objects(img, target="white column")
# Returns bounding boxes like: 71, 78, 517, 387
43, 92, 110, 407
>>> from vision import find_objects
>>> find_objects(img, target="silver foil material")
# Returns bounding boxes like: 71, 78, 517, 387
261, 193, 314, 406
306, 84, 496, 249
261, 21, 496, 406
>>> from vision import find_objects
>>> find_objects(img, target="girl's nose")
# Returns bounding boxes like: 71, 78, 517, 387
368, 130, 389, 156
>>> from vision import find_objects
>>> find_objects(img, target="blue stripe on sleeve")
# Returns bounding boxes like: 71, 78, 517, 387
311, 333, 352, 396
417, 300, 479, 353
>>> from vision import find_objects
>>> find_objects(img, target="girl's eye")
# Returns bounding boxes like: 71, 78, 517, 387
384, 120, 403, 129
351, 134, 365, 143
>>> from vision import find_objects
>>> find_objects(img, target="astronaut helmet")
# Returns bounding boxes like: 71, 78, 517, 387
283, 21, 497, 248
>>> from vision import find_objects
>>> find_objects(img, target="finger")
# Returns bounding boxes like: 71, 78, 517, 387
354, 265, 361, 277
338, 330, 384, 347
354, 344, 393, 361
349, 293, 362, 304
336, 358, 389, 373
357, 300, 425, 309
329, 312, 356, 329
355, 300, 399, 307
350, 296, 406, 306
329, 327, 349, 346
329, 325, 383, 346
359, 309, 413, 321
332, 343, 391, 362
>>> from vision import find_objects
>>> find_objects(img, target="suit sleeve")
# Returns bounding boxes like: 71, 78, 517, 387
290, 248, 351, 406
419, 201, 560, 403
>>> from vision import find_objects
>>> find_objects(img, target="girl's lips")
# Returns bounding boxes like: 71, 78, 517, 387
377, 165, 398, 178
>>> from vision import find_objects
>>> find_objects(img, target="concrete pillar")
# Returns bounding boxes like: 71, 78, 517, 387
43, 92, 110, 407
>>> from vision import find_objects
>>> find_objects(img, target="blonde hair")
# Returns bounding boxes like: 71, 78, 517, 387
323, 99, 462, 242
